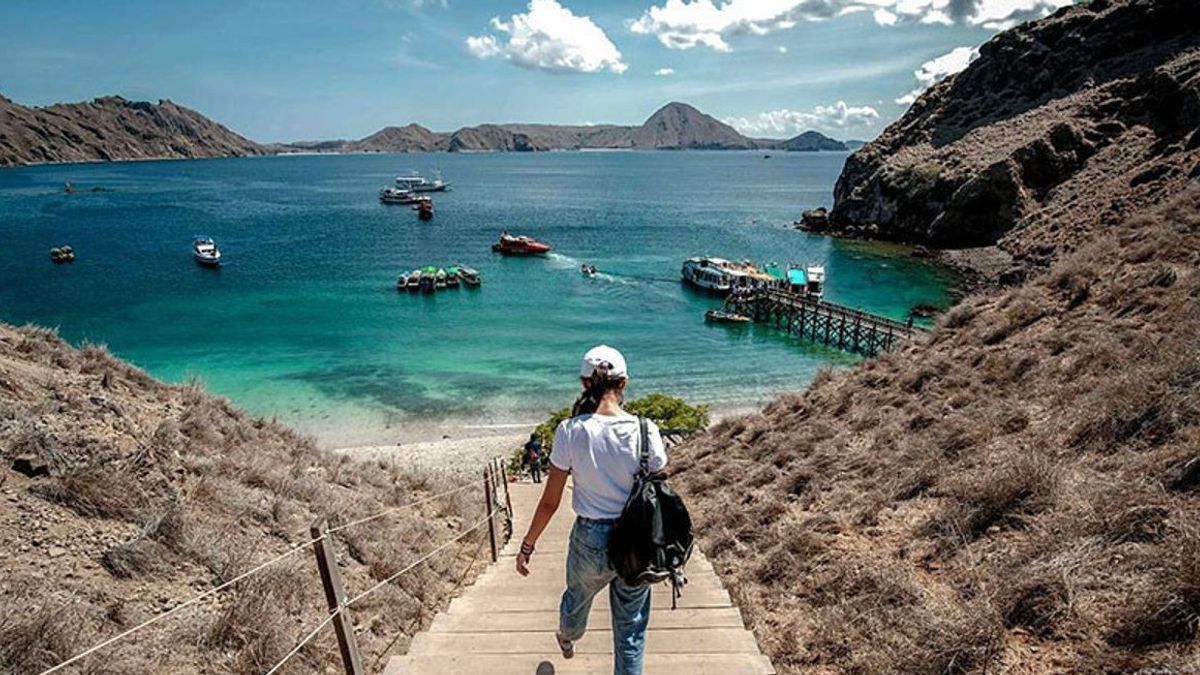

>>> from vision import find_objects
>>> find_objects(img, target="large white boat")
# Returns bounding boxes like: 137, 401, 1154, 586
394, 172, 449, 192
681, 257, 761, 295
192, 236, 221, 267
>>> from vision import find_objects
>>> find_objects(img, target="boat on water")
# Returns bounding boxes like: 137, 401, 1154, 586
192, 236, 221, 267
492, 232, 551, 255
581, 264, 597, 277
435, 268, 448, 290
706, 309, 752, 324
680, 257, 763, 295
419, 266, 437, 293
456, 265, 482, 287
379, 187, 426, 205
49, 245, 76, 264
394, 172, 449, 193
416, 200, 433, 220
444, 266, 461, 288
785, 264, 826, 299
398, 269, 423, 291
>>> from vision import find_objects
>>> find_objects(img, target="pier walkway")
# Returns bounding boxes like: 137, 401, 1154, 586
386, 481, 775, 674
726, 287, 928, 356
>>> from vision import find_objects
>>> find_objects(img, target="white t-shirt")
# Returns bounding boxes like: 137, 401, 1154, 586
550, 413, 668, 520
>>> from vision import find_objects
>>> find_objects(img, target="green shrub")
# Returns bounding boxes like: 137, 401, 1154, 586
513, 393, 710, 469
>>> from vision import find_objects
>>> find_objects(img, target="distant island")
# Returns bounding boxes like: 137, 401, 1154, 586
0, 97, 852, 167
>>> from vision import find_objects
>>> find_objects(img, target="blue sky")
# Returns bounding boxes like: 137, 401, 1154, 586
0, 0, 1073, 142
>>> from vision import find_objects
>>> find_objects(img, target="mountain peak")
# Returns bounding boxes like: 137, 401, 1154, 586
637, 102, 755, 150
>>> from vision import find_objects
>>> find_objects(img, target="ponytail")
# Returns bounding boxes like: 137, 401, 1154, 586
571, 368, 625, 418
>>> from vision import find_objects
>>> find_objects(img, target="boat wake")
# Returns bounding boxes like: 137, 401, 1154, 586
544, 252, 580, 269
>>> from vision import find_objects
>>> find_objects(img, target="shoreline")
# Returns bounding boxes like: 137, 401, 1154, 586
327, 404, 762, 477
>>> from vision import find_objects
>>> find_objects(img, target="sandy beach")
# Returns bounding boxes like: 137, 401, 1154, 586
334, 432, 532, 480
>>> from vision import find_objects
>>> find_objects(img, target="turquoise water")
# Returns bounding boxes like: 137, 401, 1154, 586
0, 152, 958, 444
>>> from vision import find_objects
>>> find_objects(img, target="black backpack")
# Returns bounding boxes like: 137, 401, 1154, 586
607, 417, 695, 608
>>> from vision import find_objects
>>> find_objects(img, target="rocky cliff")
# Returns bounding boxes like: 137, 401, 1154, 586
829, 0, 1200, 269
0, 95, 267, 167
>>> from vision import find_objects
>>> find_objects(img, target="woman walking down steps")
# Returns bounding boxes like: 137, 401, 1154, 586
516, 345, 668, 675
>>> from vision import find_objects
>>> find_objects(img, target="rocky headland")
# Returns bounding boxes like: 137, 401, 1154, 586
674, 0, 1200, 672
0, 95, 266, 167
822, 0, 1198, 279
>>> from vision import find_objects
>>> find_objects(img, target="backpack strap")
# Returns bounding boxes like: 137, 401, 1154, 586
637, 416, 650, 477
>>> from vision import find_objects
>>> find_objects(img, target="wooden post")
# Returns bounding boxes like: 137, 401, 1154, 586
500, 457, 514, 536
310, 518, 366, 675
483, 467, 498, 563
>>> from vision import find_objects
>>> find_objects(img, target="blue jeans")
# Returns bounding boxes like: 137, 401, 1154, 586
559, 517, 651, 675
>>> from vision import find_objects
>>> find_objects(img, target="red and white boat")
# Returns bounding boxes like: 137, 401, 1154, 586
491, 232, 551, 255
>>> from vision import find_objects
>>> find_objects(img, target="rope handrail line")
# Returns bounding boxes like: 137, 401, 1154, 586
261, 609, 340, 675
38, 533, 326, 675
326, 479, 480, 534
37, 471, 489, 675
345, 505, 502, 608
260, 504, 505, 675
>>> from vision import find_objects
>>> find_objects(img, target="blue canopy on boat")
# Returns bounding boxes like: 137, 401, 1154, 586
787, 269, 807, 286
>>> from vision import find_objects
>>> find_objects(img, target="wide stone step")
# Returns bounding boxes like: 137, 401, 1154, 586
384, 652, 776, 675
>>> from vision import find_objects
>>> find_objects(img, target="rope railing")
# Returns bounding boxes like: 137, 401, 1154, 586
36, 462, 500, 675
262, 504, 506, 675
38, 534, 325, 675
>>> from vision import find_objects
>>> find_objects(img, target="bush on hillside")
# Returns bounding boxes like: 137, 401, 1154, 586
511, 393, 710, 471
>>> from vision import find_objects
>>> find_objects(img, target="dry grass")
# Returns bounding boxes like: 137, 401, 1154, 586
672, 186, 1200, 673
0, 327, 496, 673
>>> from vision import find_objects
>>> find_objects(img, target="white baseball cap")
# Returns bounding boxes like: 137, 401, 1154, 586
580, 345, 628, 379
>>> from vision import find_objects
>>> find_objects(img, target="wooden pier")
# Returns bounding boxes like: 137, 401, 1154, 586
725, 288, 927, 357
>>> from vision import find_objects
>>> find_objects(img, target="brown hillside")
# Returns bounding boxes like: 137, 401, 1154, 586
829, 0, 1199, 266
676, 177, 1200, 675
0, 95, 267, 167
0, 325, 493, 673
673, 0, 1200, 672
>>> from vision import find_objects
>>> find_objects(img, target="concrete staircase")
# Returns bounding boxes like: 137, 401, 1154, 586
385, 481, 774, 674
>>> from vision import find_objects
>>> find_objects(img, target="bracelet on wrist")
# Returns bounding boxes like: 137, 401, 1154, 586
520, 541, 535, 555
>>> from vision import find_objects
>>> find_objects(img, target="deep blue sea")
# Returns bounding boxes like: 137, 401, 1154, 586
0, 152, 958, 445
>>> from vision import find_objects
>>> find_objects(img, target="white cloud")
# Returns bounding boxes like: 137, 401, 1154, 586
777, 46, 788, 53
654, 67, 676, 75
467, 0, 627, 74
725, 100, 880, 136
629, 0, 1078, 51
895, 45, 979, 104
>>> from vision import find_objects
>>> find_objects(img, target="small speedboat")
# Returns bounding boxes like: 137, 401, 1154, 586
435, 268, 448, 290
456, 265, 482, 288
50, 245, 76, 264
416, 201, 433, 221
444, 266, 461, 288
581, 264, 597, 277
398, 269, 422, 291
491, 232, 551, 255
193, 236, 221, 266
705, 309, 751, 324
419, 266, 437, 293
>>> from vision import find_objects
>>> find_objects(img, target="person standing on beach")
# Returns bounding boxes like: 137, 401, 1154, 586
523, 432, 544, 484
514, 345, 667, 675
